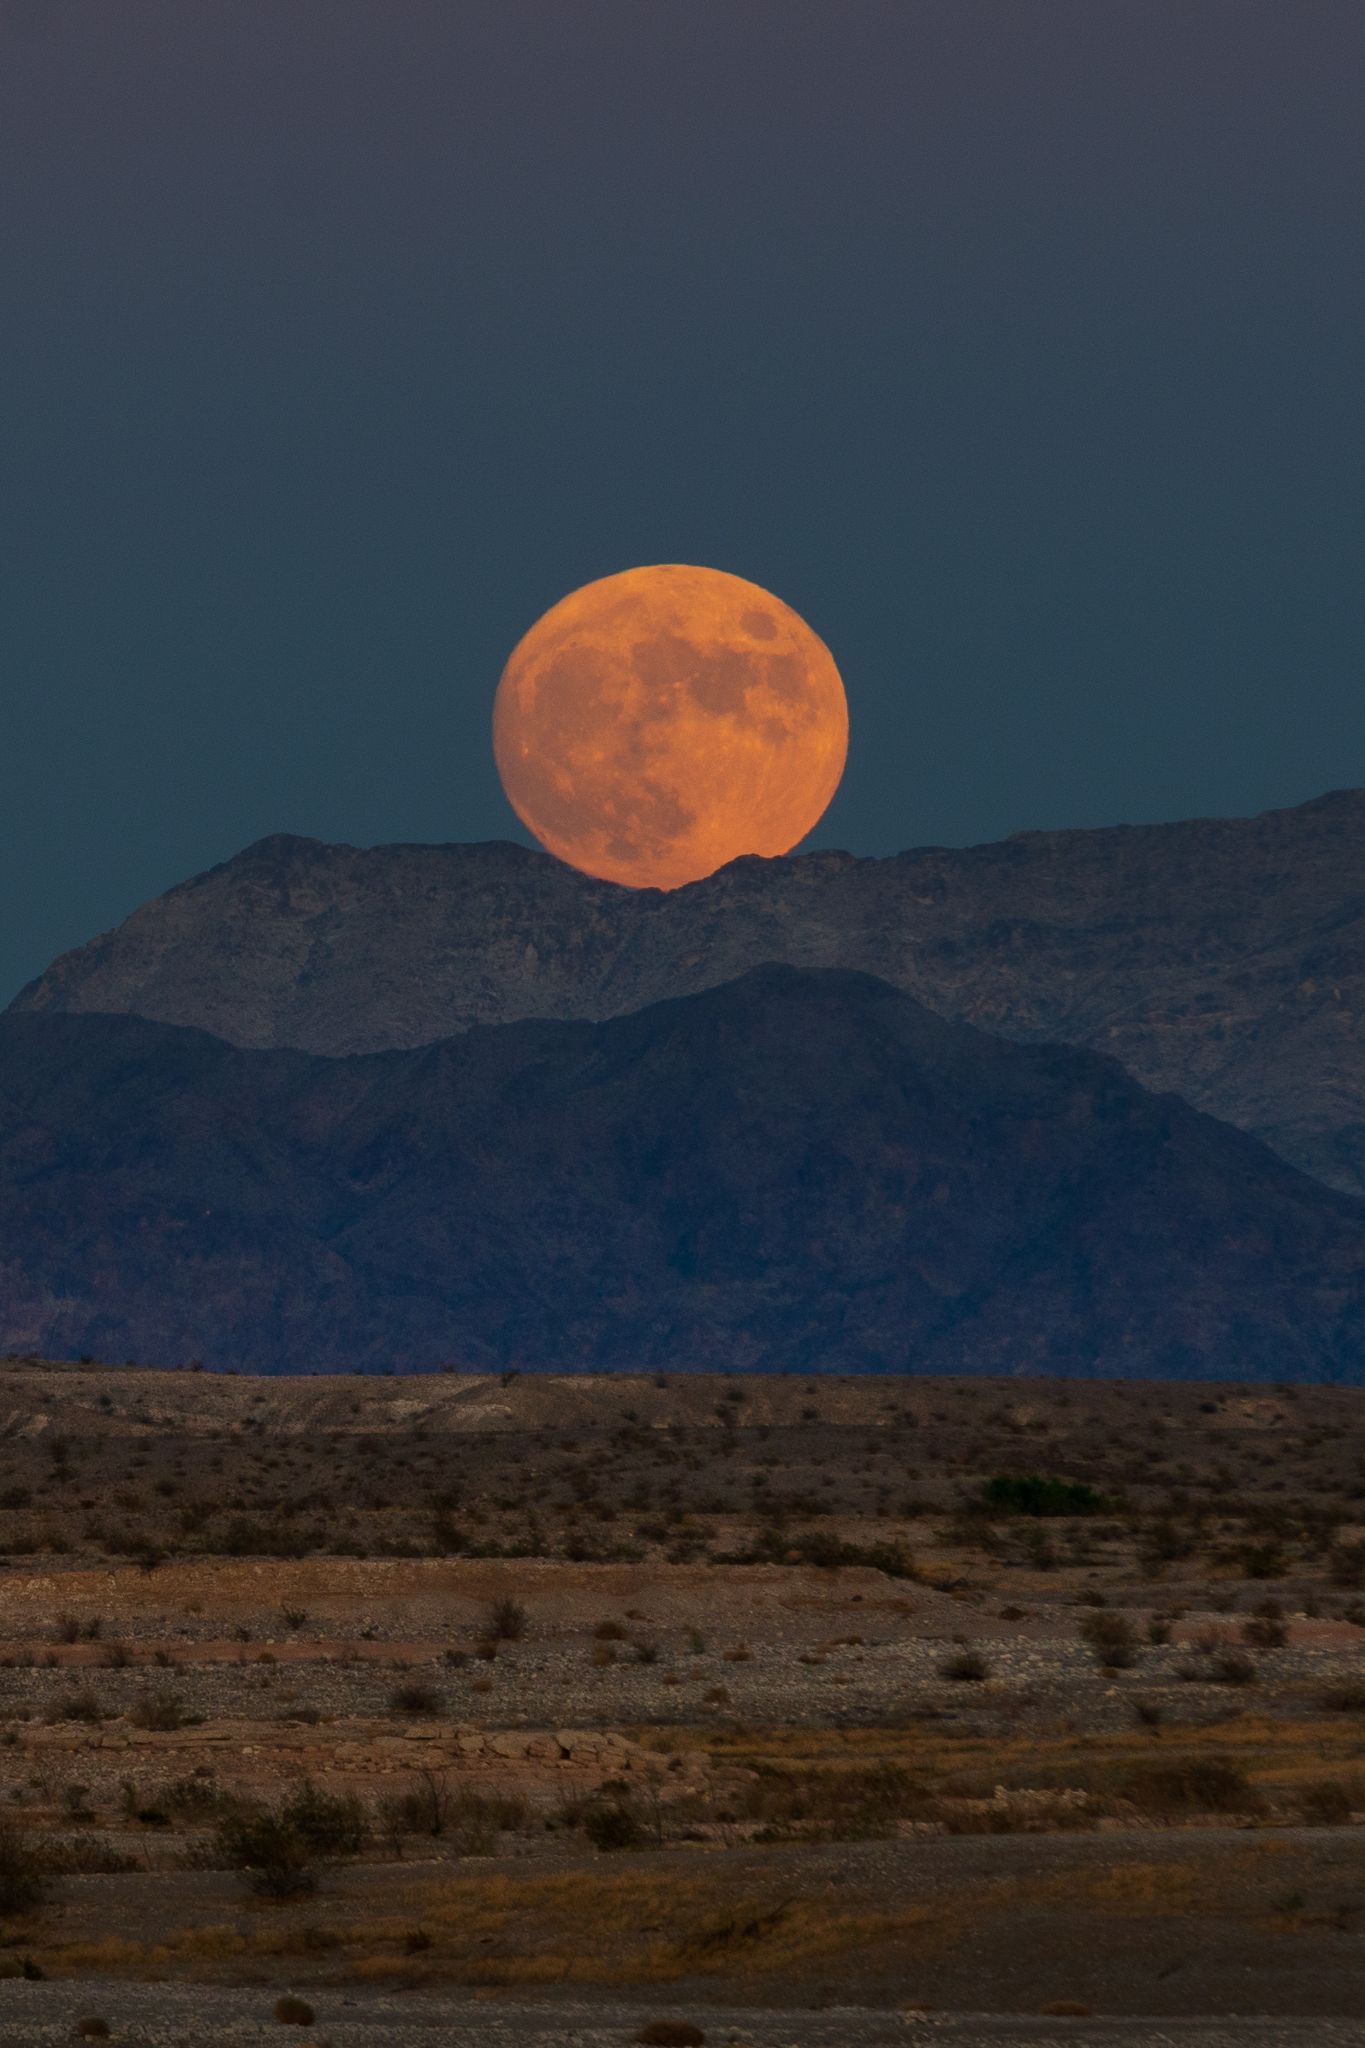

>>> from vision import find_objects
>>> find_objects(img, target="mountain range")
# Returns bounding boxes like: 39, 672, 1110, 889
7, 790, 1365, 1379
2, 966, 1364, 1378
13, 788, 1365, 1196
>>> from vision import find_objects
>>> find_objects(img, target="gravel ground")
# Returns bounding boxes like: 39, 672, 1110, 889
1, 1628, 1356, 1736
1, 1987, 1363, 2047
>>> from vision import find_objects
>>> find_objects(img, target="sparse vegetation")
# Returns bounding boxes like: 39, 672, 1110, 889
0, 1362, 1361, 2014
215, 1808, 319, 1899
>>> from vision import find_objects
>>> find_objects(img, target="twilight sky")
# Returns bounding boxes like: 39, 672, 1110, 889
3, 0, 1363, 1000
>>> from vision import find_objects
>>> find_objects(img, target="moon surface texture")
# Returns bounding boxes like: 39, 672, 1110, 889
493, 564, 848, 890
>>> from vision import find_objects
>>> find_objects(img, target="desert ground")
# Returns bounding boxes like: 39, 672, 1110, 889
2, 1361, 1365, 2044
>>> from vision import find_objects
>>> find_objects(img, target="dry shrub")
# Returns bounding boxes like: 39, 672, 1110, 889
1120, 1759, 1256, 1816
215, 1810, 316, 1899
128, 1685, 188, 1731
485, 1597, 527, 1642
381, 1776, 523, 1854
389, 1680, 443, 1717
45, 1688, 103, 1724
939, 1648, 988, 1682
349, 1954, 414, 1982
1300, 1778, 1362, 1825
736, 1762, 929, 1843
283, 1779, 368, 1857
1080, 1610, 1139, 1669
0, 1823, 47, 1915
583, 1790, 653, 1852
273, 1993, 315, 2025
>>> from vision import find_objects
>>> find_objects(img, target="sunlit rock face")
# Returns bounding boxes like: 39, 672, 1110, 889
12, 789, 1365, 1198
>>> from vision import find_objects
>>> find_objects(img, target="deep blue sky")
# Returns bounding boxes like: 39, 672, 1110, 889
3, 1, 1363, 1000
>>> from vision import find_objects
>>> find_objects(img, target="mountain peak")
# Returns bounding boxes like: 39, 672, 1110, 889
12, 788, 1365, 1197
2, 967, 1362, 1378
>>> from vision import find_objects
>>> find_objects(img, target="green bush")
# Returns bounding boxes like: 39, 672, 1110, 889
982, 1475, 1109, 1518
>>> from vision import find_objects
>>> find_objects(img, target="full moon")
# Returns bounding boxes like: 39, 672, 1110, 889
492, 564, 848, 890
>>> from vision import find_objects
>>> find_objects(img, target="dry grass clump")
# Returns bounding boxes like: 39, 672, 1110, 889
485, 1596, 528, 1641
380, 1865, 930, 1987
1298, 1776, 1364, 1825
1320, 1682, 1365, 1713
1119, 1759, 1257, 1817
726, 1762, 930, 1843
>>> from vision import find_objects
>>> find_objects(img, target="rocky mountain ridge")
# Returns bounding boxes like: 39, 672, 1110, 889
3, 966, 1364, 1378
12, 788, 1365, 1194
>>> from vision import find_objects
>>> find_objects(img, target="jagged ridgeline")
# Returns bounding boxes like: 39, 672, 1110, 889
12, 788, 1365, 1197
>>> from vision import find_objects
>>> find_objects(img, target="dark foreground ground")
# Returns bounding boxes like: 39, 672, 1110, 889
3, 1984, 1365, 2047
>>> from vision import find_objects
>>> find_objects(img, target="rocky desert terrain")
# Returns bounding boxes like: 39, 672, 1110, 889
2, 1362, 1365, 2042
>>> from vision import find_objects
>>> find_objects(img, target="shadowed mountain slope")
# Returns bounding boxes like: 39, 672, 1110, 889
2, 967, 1363, 1378
12, 789, 1365, 1195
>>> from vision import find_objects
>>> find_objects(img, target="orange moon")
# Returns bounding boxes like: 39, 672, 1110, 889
492, 564, 848, 890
